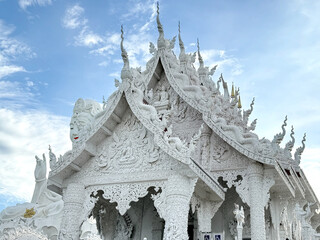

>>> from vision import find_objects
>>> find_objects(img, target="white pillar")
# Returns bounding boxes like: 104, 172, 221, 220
163, 174, 196, 240
59, 182, 85, 239
248, 162, 266, 240
237, 225, 243, 240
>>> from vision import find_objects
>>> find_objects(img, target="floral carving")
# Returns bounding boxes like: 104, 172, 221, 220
2, 225, 49, 240
87, 182, 164, 215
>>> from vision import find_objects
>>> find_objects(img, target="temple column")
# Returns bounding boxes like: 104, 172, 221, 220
163, 174, 196, 240
248, 162, 266, 240
59, 182, 85, 239
194, 198, 222, 234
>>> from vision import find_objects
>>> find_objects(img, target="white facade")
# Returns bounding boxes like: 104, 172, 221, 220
1, 5, 320, 240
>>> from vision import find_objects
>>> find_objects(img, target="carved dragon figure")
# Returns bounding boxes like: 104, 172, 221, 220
294, 133, 306, 164
285, 126, 295, 152
243, 97, 255, 125
272, 116, 287, 145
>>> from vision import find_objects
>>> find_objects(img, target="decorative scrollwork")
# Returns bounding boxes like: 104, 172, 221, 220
87, 181, 164, 215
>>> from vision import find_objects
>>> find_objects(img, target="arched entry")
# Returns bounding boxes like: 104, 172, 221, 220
82, 187, 164, 240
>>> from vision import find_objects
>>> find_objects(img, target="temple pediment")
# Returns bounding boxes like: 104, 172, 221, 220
2, 4, 320, 240
48, 14, 315, 205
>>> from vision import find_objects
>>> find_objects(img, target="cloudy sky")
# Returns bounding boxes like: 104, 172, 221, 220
0, 0, 320, 211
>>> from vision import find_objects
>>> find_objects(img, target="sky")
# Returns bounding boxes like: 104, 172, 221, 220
0, 0, 320, 212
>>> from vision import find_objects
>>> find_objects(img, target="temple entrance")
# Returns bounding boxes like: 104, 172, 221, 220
83, 187, 164, 240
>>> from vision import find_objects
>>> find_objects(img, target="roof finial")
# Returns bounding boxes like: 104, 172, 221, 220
250, 97, 255, 112
157, 1, 159, 14
197, 38, 204, 68
285, 126, 295, 152
237, 91, 242, 109
120, 25, 131, 80
178, 21, 185, 52
231, 82, 235, 98
120, 25, 128, 65
178, 21, 187, 63
272, 116, 288, 145
294, 133, 306, 164
156, 2, 165, 48
243, 97, 255, 125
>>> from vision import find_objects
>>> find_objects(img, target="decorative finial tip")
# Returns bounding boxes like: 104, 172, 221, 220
231, 83, 235, 98
238, 95, 242, 109
121, 25, 123, 38
157, 1, 159, 14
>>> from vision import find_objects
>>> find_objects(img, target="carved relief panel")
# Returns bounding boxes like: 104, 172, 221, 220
209, 132, 250, 171
66, 109, 179, 185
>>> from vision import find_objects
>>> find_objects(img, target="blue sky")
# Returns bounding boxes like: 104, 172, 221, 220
0, 0, 320, 212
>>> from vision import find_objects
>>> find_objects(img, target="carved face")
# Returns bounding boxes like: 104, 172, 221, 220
70, 98, 103, 143
69, 121, 79, 142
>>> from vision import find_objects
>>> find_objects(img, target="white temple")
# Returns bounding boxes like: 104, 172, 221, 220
1, 4, 320, 240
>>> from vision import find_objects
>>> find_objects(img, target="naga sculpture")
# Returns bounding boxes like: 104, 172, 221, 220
294, 133, 306, 164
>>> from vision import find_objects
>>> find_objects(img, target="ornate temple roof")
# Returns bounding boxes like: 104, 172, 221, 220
47, 4, 318, 206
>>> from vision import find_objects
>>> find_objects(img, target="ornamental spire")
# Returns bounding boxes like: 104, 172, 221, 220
197, 38, 204, 68
178, 21, 185, 53
231, 83, 235, 98
285, 126, 295, 152
237, 93, 242, 109
243, 97, 255, 125
120, 25, 129, 67
178, 21, 187, 63
294, 133, 306, 164
272, 116, 288, 145
120, 25, 131, 80
156, 2, 165, 48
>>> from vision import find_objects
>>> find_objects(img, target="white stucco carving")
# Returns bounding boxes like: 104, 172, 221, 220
191, 194, 223, 233
1, 3, 319, 240
233, 203, 245, 240
0, 151, 64, 240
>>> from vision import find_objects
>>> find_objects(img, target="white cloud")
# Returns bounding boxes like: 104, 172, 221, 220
0, 20, 14, 38
88, 28, 153, 69
0, 80, 36, 109
89, 33, 120, 56
26, 80, 34, 87
18, 0, 52, 10
62, 4, 87, 29
301, 147, 320, 200
75, 27, 103, 47
62, 4, 104, 48
191, 48, 243, 78
0, 108, 71, 202
109, 72, 120, 78
0, 20, 35, 79
98, 61, 109, 67
62, 2, 156, 70
121, 0, 156, 23
0, 65, 26, 79
123, 32, 153, 68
